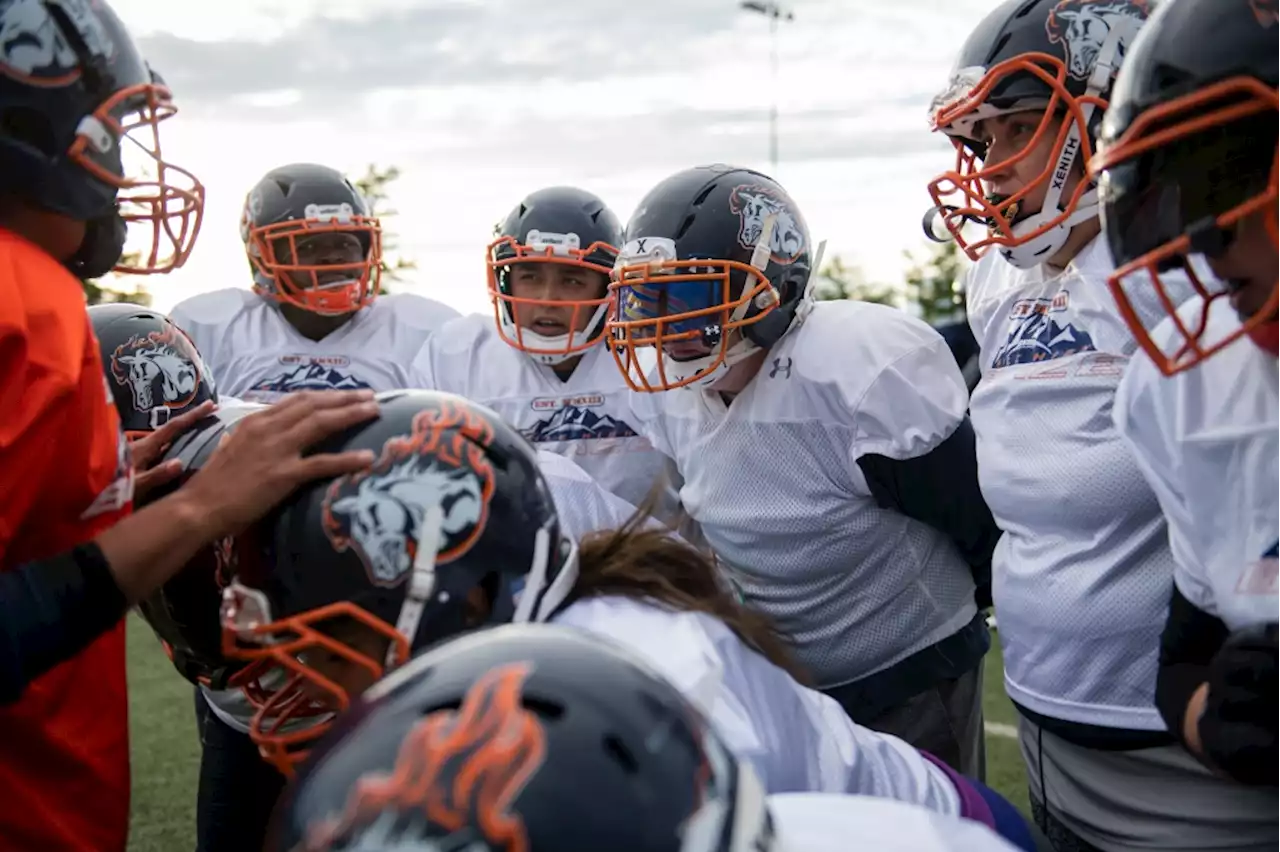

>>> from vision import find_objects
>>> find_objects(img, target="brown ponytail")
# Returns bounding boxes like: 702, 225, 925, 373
572, 499, 812, 686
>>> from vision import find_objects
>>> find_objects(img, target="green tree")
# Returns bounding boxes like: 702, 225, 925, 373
903, 239, 967, 325
813, 254, 904, 308
82, 252, 152, 306
352, 163, 415, 293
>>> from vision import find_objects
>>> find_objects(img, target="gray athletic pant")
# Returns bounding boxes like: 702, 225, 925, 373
1018, 716, 1278, 852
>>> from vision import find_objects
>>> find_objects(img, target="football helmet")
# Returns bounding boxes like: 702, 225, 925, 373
240, 163, 383, 316
488, 186, 622, 365
925, 0, 1150, 268
0, 0, 203, 275
266, 624, 774, 852
219, 390, 578, 776
1090, 0, 1278, 374
606, 164, 815, 392
88, 302, 216, 438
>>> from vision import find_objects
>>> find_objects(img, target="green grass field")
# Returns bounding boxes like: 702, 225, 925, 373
124, 615, 1032, 851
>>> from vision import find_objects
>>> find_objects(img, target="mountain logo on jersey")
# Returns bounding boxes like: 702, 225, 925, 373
322, 401, 496, 588
990, 290, 1096, 368
248, 354, 371, 396
299, 664, 544, 852
110, 325, 209, 420
1045, 1, 1149, 81
522, 405, 639, 442
728, 183, 805, 264
1236, 541, 1279, 596
1251, 0, 1278, 28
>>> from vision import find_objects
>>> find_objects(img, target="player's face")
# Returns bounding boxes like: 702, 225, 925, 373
508, 262, 608, 336
1205, 209, 1279, 325
973, 110, 1083, 228
272, 232, 367, 291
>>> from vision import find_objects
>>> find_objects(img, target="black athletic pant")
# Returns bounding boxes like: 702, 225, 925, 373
193, 687, 285, 852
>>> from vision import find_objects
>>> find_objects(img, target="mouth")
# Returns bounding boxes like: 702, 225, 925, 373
314, 270, 358, 288
529, 317, 570, 336
663, 341, 711, 361
984, 194, 1023, 234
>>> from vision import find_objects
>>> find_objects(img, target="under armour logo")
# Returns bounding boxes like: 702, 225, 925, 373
769, 357, 792, 379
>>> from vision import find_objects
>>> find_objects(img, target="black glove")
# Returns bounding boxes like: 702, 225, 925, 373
1199, 622, 1278, 786
65, 207, 127, 280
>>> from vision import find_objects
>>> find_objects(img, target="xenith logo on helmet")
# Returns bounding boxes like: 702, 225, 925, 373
322, 401, 497, 588
728, 184, 805, 264
1045, 0, 1149, 81
110, 327, 207, 426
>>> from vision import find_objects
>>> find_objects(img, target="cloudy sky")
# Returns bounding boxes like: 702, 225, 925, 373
106, 0, 995, 317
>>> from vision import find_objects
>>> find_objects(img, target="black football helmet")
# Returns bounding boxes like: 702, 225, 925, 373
1091, 0, 1279, 375
0, 0, 203, 276
265, 624, 775, 852
606, 164, 816, 392
488, 186, 623, 365
925, 0, 1151, 268
219, 390, 578, 776
88, 302, 217, 437
129, 402, 270, 689
240, 163, 383, 316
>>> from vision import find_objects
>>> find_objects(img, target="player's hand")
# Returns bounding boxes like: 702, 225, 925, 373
176, 390, 380, 538
129, 401, 217, 501
1199, 622, 1278, 786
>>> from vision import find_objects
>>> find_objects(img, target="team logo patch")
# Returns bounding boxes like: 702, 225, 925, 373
0, 0, 115, 86
322, 401, 497, 588
990, 289, 1097, 368
728, 184, 805, 264
299, 663, 545, 852
1045, 0, 1149, 81
1250, 0, 1278, 28
110, 325, 210, 427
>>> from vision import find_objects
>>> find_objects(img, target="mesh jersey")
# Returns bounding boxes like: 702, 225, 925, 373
1115, 295, 1279, 632
632, 299, 977, 687
966, 235, 1196, 730
0, 229, 135, 852
169, 288, 459, 401
554, 595, 961, 811
409, 313, 681, 520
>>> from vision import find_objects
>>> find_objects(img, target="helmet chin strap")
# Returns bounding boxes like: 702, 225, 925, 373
501, 302, 609, 366
1001, 18, 1137, 270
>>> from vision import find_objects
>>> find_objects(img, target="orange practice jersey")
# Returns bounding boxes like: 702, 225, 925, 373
0, 228, 134, 852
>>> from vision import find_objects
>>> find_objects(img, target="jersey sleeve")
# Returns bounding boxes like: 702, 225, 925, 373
1112, 349, 1209, 611
536, 450, 647, 540
847, 330, 970, 462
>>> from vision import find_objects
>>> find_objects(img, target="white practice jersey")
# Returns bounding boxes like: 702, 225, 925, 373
202, 446, 636, 734
634, 299, 977, 687
408, 313, 682, 520
169, 289, 459, 402
966, 235, 1195, 730
770, 794, 1022, 852
553, 595, 962, 812
1114, 295, 1279, 632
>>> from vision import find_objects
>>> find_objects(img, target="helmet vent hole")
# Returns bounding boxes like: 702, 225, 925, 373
603, 734, 639, 774
520, 696, 565, 720
675, 214, 697, 240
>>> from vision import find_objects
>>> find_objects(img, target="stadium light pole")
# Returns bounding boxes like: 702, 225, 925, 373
739, 1, 795, 174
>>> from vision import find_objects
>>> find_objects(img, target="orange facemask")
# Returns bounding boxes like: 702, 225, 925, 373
927, 53, 1112, 268
74, 81, 204, 274
487, 233, 616, 366
246, 213, 383, 317
220, 580, 411, 777
1091, 77, 1279, 375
